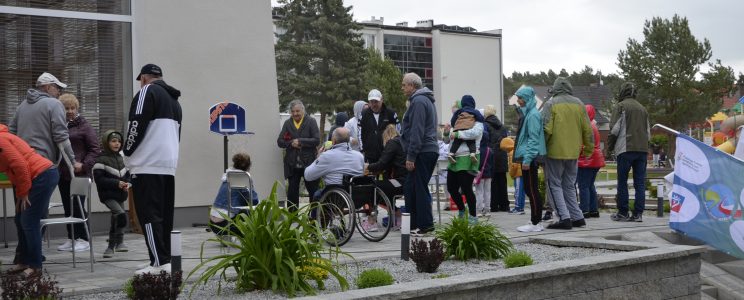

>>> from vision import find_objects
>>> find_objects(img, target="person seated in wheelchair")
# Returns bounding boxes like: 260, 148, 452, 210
366, 124, 406, 229
304, 127, 365, 198
209, 152, 259, 236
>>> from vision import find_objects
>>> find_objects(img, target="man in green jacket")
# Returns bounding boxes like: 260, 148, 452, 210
541, 78, 593, 230
607, 82, 650, 222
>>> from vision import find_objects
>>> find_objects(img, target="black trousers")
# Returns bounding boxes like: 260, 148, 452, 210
490, 172, 509, 211
286, 168, 319, 212
523, 164, 543, 225
447, 171, 476, 217
132, 174, 175, 267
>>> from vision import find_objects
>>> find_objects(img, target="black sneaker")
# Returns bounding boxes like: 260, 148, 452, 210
610, 212, 629, 221
546, 219, 572, 230
542, 211, 553, 221
629, 214, 643, 222
572, 219, 586, 227
582, 211, 600, 218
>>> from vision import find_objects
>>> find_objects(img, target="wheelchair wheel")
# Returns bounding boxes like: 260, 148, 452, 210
317, 188, 355, 246
354, 186, 393, 242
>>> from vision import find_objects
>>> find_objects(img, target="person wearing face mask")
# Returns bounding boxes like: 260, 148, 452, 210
54, 94, 100, 252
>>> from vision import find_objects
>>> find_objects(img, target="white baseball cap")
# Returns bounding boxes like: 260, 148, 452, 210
37, 72, 68, 89
368, 89, 382, 101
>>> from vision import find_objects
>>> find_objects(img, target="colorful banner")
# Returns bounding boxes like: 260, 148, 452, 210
670, 134, 744, 259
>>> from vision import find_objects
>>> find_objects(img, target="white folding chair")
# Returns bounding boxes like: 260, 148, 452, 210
40, 177, 95, 272
226, 171, 255, 218
428, 159, 450, 224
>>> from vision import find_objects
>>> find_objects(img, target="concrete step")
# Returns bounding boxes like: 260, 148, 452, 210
701, 261, 744, 300
701, 284, 718, 299
716, 261, 744, 281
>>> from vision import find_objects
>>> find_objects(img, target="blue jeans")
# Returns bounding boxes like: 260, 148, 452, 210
513, 177, 526, 210
15, 167, 58, 268
577, 167, 600, 212
616, 151, 647, 216
403, 152, 438, 231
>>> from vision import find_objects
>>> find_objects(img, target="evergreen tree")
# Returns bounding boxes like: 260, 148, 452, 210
617, 14, 735, 129
275, 0, 367, 136
363, 48, 406, 117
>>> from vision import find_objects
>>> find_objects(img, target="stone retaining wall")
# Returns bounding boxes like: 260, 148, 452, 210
300, 237, 704, 300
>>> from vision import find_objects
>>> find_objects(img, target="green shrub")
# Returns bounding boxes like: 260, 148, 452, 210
410, 238, 446, 273
123, 278, 134, 299
130, 271, 182, 300
504, 251, 534, 268
356, 269, 394, 289
188, 182, 349, 297
435, 216, 513, 261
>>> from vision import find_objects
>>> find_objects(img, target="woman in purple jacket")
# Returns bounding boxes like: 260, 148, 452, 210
56, 94, 100, 252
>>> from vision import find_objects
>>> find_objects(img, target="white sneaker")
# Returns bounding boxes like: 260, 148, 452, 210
72, 239, 90, 252
57, 239, 73, 251
517, 223, 544, 232
135, 265, 157, 275
160, 263, 172, 273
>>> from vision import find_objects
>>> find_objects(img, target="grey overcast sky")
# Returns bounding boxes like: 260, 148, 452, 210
271, 0, 744, 76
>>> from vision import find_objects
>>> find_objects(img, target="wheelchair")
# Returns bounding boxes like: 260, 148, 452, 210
315, 175, 394, 246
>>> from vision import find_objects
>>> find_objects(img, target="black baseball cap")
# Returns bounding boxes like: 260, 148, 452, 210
136, 63, 163, 80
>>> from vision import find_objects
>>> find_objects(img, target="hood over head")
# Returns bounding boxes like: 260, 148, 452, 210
585, 104, 596, 121
334, 112, 349, 126
152, 80, 181, 99
353, 100, 366, 121
515, 86, 537, 114
551, 77, 573, 96
101, 129, 124, 154
410, 87, 435, 103
0, 124, 8, 133
618, 82, 637, 101
25, 88, 52, 104
451, 94, 485, 126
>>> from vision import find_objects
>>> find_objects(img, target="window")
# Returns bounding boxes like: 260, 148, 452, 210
383, 34, 434, 89
0, 1, 130, 14
0, 3, 131, 134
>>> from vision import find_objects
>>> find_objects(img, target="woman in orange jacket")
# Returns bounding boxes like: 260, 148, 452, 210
0, 124, 59, 278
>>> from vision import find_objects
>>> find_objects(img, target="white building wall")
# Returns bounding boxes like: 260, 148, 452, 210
132, 0, 282, 208
432, 30, 503, 123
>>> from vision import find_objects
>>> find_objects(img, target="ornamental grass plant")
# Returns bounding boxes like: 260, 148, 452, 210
187, 182, 349, 297
435, 215, 513, 261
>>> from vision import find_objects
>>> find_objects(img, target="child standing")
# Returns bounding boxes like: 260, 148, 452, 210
501, 137, 526, 214
92, 130, 131, 258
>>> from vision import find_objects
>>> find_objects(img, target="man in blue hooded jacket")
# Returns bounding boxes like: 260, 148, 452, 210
400, 73, 439, 234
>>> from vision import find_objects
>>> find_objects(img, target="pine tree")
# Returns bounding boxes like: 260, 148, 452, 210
617, 14, 735, 129
275, 0, 367, 136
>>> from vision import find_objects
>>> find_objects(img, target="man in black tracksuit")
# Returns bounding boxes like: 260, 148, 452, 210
361, 89, 399, 163
124, 64, 182, 274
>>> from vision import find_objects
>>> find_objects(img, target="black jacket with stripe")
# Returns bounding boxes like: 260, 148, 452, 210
124, 80, 182, 175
